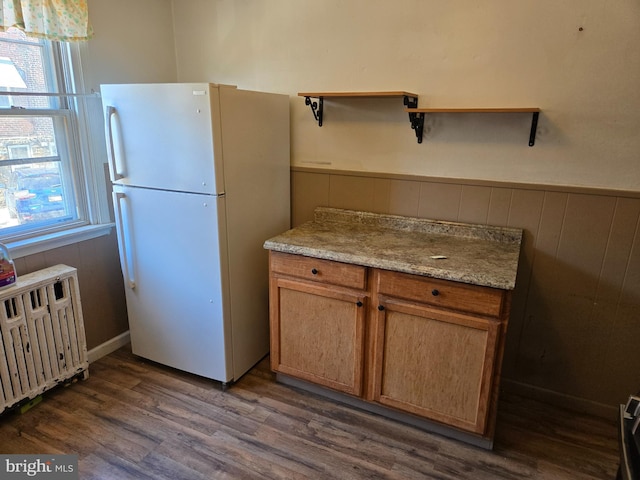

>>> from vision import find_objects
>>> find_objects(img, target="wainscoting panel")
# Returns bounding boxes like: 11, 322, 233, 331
291, 167, 640, 413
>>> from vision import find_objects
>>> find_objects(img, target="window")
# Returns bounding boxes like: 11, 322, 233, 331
0, 28, 98, 244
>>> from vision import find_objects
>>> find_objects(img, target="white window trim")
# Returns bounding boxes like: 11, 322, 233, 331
8, 222, 114, 259
64, 41, 111, 226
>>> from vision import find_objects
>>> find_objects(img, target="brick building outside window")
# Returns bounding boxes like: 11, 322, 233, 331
0, 27, 83, 237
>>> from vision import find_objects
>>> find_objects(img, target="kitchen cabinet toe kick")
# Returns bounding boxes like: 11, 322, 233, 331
275, 372, 496, 450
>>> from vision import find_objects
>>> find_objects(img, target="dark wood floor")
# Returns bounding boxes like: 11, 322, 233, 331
0, 347, 620, 479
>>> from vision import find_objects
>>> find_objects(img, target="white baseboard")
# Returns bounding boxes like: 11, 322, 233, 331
88, 331, 130, 363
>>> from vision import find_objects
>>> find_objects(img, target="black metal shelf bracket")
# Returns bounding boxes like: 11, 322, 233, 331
304, 96, 323, 126
529, 111, 539, 147
404, 95, 424, 144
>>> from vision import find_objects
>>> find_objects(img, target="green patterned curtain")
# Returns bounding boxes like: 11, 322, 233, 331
0, 0, 92, 42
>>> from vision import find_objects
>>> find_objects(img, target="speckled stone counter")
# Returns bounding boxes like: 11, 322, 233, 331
264, 207, 523, 290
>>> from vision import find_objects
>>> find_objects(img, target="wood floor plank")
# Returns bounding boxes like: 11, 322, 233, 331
234, 376, 498, 478
0, 346, 619, 479
44, 395, 161, 462
80, 451, 159, 480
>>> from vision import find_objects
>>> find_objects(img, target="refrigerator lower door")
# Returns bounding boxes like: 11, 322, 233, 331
112, 184, 232, 381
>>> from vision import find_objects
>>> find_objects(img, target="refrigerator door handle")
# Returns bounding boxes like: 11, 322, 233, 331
105, 106, 126, 180
113, 191, 136, 289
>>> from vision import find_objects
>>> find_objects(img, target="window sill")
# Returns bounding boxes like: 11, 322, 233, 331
6, 223, 115, 259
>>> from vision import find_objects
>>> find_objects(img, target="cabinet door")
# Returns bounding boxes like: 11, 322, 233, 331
270, 276, 367, 396
370, 297, 500, 434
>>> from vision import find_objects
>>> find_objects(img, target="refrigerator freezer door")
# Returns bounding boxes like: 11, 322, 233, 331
112, 184, 233, 381
101, 83, 225, 195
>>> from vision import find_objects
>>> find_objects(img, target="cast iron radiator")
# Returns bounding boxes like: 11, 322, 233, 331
0, 264, 89, 414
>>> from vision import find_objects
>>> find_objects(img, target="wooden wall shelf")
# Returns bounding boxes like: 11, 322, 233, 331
298, 91, 418, 99
405, 107, 541, 146
298, 91, 422, 143
298, 91, 541, 146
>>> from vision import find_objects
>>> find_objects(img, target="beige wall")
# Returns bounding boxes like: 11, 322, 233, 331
292, 168, 640, 411
171, 0, 640, 191
84, 0, 177, 91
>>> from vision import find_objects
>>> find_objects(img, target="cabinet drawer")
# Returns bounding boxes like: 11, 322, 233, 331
270, 251, 367, 290
375, 269, 505, 318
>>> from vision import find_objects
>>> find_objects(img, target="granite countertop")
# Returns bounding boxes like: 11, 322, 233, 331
264, 207, 523, 290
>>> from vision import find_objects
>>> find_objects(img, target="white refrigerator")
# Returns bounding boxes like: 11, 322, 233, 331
100, 83, 290, 384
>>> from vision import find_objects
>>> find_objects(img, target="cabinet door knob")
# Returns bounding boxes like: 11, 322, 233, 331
356, 301, 363, 307
311, 268, 318, 275
431, 289, 439, 296
378, 305, 385, 311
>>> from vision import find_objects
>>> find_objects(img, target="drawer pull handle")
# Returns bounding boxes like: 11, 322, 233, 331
311, 268, 318, 275
356, 301, 363, 307
378, 305, 385, 311
432, 289, 440, 296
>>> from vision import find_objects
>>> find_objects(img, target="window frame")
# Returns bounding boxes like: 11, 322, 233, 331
0, 32, 112, 258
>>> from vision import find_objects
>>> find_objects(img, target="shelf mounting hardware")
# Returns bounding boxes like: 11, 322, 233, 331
404, 95, 424, 144
528, 111, 539, 147
303, 95, 324, 126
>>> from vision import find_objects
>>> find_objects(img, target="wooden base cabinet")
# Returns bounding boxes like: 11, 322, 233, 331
268, 251, 511, 443
269, 252, 368, 396
367, 269, 509, 436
